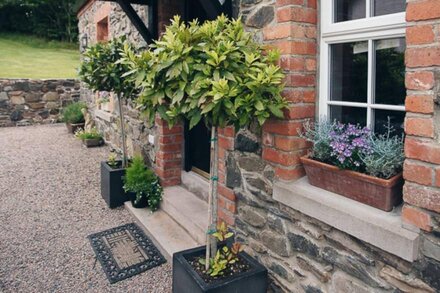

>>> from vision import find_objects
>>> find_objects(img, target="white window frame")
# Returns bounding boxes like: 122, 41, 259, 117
319, 0, 406, 129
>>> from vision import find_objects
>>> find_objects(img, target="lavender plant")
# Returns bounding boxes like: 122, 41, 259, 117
301, 119, 404, 179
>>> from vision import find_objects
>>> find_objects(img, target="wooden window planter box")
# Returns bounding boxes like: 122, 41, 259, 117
300, 156, 403, 212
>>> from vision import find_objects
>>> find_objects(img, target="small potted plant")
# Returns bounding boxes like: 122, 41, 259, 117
61, 102, 86, 133
75, 127, 104, 147
123, 155, 163, 210
300, 119, 404, 211
173, 222, 268, 293
100, 151, 128, 208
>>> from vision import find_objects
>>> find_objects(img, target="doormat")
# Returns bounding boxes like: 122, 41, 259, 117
88, 223, 166, 284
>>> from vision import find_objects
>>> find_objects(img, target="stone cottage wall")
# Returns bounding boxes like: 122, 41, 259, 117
78, 1, 156, 164
0, 79, 80, 127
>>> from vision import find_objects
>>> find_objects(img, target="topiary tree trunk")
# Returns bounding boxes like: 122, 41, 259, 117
205, 126, 219, 269
117, 93, 129, 168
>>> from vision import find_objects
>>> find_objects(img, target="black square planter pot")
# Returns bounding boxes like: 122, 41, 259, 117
172, 245, 268, 293
100, 160, 128, 208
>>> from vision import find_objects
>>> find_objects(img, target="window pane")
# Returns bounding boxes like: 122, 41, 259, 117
374, 109, 405, 136
331, 41, 368, 103
375, 38, 406, 105
374, 0, 406, 16
335, 0, 366, 22
330, 106, 367, 126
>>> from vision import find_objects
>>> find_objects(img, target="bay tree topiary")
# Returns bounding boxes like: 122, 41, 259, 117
123, 15, 287, 269
79, 37, 137, 167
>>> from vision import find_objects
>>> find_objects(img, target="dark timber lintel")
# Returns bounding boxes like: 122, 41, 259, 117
102, 0, 155, 43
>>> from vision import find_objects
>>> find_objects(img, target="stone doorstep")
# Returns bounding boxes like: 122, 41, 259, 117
125, 202, 200, 263
181, 171, 209, 202
273, 177, 420, 262
162, 186, 209, 245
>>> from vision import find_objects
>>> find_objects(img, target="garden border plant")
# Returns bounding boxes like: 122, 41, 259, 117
123, 15, 287, 291
61, 101, 86, 134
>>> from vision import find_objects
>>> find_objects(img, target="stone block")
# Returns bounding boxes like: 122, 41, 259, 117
288, 232, 320, 259
269, 261, 294, 282
297, 255, 332, 283
379, 265, 435, 292
261, 230, 290, 257
45, 102, 59, 109
226, 154, 242, 189
415, 257, 440, 290
10, 96, 25, 105
267, 213, 286, 234
28, 102, 45, 110
321, 246, 389, 289
0, 92, 8, 101
42, 92, 59, 101
422, 235, 440, 262
330, 271, 371, 293
235, 130, 259, 153
246, 6, 274, 28
24, 93, 40, 103
239, 205, 267, 228
10, 110, 22, 122
237, 155, 266, 172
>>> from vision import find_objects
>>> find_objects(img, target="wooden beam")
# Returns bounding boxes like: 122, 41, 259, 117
114, 0, 154, 43
196, 0, 223, 19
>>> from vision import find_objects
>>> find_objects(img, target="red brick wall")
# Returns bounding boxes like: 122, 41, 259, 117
155, 117, 183, 187
218, 126, 236, 225
262, 0, 318, 181
402, 0, 440, 232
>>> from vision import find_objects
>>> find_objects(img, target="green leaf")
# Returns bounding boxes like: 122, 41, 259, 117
189, 112, 202, 129
255, 100, 264, 111
268, 104, 285, 118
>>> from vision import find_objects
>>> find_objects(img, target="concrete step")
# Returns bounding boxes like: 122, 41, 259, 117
162, 186, 209, 245
125, 202, 200, 262
181, 171, 209, 202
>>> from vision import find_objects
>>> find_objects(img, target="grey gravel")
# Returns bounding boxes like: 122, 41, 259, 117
0, 124, 172, 293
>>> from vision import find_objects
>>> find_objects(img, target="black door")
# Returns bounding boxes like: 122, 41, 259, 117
183, 0, 232, 177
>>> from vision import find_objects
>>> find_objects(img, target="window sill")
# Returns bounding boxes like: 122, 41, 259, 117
273, 177, 420, 262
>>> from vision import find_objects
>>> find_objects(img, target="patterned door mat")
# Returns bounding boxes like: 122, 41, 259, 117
88, 223, 166, 284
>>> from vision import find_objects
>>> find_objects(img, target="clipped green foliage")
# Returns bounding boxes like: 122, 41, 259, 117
79, 37, 137, 96
61, 101, 86, 124
123, 15, 287, 130
123, 156, 163, 211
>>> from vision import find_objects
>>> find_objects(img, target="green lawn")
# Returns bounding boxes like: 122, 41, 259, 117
0, 34, 79, 79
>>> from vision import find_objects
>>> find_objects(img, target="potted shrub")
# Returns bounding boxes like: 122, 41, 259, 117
100, 152, 128, 209
124, 16, 286, 292
123, 156, 163, 210
300, 119, 405, 211
79, 37, 138, 208
173, 222, 267, 293
61, 102, 86, 133
75, 127, 104, 147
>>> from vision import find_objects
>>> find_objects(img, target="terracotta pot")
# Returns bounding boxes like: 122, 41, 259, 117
300, 155, 403, 212
66, 122, 85, 134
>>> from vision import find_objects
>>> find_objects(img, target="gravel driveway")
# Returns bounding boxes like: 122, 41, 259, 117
0, 124, 172, 293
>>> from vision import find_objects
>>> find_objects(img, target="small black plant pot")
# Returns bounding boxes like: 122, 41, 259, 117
83, 138, 103, 148
128, 191, 148, 209
100, 160, 128, 208
172, 245, 268, 293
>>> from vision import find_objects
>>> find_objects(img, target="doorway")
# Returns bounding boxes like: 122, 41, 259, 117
182, 0, 232, 178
